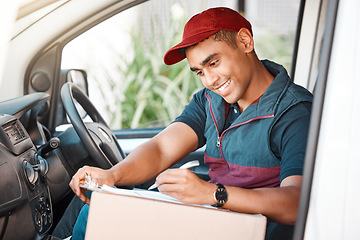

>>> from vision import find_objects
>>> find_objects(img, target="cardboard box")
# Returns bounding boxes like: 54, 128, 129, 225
85, 190, 266, 240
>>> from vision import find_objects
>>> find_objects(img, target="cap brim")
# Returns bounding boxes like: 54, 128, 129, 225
163, 29, 219, 65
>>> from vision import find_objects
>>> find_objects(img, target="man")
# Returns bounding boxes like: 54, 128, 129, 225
67, 7, 312, 239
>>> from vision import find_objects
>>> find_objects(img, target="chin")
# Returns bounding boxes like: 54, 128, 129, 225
220, 94, 238, 104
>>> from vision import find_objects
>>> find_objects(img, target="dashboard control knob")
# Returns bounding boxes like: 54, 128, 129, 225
33, 156, 49, 177
24, 161, 38, 185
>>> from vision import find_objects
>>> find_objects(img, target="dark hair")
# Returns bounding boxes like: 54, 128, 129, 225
180, 30, 238, 56
213, 30, 238, 48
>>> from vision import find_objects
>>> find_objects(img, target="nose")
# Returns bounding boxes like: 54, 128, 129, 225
203, 69, 220, 88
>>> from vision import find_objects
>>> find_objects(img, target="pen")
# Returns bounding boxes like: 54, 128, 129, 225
147, 160, 200, 190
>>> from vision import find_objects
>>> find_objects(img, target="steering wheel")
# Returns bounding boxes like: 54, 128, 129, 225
60, 82, 125, 169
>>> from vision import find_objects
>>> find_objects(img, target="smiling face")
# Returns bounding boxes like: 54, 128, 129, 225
185, 29, 256, 108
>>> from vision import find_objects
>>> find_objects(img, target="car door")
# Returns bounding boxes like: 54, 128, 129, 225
293, 0, 360, 239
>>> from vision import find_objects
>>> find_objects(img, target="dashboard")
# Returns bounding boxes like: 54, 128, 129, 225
0, 93, 54, 239
0, 86, 207, 240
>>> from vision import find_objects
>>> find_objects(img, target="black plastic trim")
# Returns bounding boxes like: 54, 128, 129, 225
0, 212, 10, 240
290, 0, 306, 81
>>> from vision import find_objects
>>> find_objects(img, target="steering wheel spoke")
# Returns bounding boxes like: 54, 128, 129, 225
61, 82, 125, 169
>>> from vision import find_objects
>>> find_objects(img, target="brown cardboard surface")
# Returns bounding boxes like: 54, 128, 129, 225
85, 191, 266, 240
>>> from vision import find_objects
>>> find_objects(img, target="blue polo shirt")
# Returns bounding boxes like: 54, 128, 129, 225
174, 60, 313, 187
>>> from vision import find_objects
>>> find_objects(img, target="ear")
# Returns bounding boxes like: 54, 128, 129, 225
236, 28, 254, 53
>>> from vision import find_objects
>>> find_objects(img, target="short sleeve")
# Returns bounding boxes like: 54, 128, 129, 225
173, 89, 208, 149
270, 101, 312, 183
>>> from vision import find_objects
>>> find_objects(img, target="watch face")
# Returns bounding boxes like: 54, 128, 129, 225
215, 187, 228, 204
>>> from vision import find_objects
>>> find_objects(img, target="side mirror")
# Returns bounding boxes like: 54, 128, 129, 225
60, 69, 89, 120
62, 69, 89, 96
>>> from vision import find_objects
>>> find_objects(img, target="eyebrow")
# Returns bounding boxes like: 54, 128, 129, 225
190, 53, 218, 72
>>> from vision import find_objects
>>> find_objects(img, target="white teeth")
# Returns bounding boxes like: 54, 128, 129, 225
217, 79, 231, 92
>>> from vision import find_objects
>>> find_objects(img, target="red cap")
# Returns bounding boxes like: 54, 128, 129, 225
163, 7, 252, 65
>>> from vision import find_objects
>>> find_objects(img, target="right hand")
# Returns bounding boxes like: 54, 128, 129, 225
69, 166, 115, 205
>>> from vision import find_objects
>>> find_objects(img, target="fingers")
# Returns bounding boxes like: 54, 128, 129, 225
156, 169, 198, 202
155, 169, 215, 205
69, 166, 91, 204
69, 166, 115, 204
78, 187, 91, 205
156, 169, 189, 188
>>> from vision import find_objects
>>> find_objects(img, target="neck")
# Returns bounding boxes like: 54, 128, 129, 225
237, 58, 274, 113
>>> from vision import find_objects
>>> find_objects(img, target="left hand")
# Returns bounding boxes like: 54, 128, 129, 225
155, 168, 217, 205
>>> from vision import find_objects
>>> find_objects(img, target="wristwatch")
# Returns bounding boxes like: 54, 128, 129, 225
213, 183, 228, 207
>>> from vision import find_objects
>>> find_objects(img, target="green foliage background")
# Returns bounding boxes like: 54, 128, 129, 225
96, 15, 203, 129
89, 7, 295, 130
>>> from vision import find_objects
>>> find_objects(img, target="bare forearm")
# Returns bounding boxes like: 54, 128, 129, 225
224, 185, 300, 224
109, 122, 198, 186
196, 176, 302, 224
109, 139, 172, 186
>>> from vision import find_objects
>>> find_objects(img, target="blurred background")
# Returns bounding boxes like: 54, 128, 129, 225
61, 0, 301, 130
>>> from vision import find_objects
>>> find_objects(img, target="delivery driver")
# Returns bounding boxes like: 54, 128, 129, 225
63, 7, 312, 240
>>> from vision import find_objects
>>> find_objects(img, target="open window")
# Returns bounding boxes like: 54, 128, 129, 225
60, 0, 303, 131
